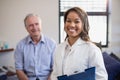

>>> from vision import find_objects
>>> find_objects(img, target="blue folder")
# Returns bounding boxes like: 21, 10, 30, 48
57, 67, 95, 80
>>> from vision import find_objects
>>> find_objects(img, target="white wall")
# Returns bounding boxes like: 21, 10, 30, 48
103, 0, 120, 57
111, 0, 120, 56
0, 0, 58, 66
0, 0, 120, 67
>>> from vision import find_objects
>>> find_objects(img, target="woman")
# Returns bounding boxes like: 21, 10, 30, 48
50, 7, 108, 80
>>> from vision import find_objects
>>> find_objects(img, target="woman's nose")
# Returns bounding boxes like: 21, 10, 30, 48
70, 22, 75, 27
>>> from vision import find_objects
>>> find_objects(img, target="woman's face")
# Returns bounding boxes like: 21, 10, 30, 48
64, 11, 83, 39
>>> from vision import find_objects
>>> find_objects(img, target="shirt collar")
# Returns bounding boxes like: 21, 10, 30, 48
27, 33, 45, 44
65, 38, 86, 48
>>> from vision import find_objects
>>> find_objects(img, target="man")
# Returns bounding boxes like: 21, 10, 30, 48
14, 14, 56, 80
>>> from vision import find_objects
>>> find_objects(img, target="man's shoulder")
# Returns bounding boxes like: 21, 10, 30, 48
43, 35, 56, 44
43, 35, 56, 51
17, 36, 29, 45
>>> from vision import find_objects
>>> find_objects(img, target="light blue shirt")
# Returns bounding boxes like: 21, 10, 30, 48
14, 34, 56, 80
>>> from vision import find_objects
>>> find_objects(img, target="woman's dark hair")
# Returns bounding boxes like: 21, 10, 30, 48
64, 7, 90, 41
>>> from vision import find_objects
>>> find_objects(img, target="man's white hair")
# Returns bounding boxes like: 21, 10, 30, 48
24, 13, 41, 27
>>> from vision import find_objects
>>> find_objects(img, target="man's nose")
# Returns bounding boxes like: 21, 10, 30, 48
32, 24, 37, 28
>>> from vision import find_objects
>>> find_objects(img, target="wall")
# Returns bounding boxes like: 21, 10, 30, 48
0, 0, 58, 66
111, 0, 120, 57
103, 0, 120, 57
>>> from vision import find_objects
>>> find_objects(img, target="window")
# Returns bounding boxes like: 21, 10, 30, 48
59, 0, 109, 47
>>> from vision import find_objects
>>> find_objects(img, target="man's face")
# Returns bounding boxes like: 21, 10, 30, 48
25, 16, 41, 38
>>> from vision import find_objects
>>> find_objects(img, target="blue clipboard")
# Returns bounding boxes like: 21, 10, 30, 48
57, 67, 95, 80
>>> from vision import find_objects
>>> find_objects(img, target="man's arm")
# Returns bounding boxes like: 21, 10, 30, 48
47, 70, 53, 80
16, 70, 28, 80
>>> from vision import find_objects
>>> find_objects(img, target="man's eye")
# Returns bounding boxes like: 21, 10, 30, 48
28, 24, 33, 27
35, 23, 39, 25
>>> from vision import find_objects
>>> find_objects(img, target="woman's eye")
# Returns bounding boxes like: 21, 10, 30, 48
66, 20, 71, 23
75, 20, 80, 23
